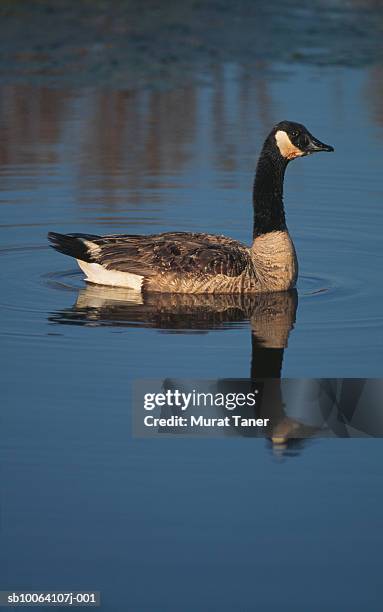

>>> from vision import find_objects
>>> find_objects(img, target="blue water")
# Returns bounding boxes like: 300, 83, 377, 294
1, 60, 383, 609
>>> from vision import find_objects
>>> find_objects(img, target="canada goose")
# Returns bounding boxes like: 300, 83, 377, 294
48, 121, 333, 293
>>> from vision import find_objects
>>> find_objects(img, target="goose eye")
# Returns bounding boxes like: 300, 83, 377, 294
291, 131, 298, 138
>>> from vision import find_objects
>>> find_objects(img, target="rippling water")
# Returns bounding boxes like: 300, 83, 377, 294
1, 58, 383, 609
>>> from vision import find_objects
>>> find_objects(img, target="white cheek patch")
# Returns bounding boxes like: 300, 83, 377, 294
275, 130, 304, 160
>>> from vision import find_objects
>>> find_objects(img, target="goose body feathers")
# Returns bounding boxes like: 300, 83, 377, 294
48, 231, 258, 293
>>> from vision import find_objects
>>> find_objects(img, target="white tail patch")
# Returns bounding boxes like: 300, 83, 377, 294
77, 260, 144, 290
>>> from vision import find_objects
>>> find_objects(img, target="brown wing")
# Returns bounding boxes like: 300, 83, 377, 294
91, 232, 250, 278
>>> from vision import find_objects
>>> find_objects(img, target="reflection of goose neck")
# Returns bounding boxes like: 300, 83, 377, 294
250, 290, 297, 349
251, 339, 284, 378
250, 290, 297, 378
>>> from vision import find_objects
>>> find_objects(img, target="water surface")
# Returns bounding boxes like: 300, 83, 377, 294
1, 41, 383, 612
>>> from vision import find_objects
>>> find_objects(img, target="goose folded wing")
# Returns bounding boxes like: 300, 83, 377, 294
91, 234, 250, 278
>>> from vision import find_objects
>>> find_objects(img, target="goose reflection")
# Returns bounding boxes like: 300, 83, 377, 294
49, 287, 380, 450
50, 286, 306, 450
49, 285, 298, 341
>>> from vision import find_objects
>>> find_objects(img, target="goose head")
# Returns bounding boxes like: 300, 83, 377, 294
270, 120, 334, 161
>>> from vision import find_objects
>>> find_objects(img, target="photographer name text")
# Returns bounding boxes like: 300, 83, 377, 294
144, 415, 269, 428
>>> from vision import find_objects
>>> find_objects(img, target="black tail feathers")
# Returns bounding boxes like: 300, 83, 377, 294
48, 232, 100, 262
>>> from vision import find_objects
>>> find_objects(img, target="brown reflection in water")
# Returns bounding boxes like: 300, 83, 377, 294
0, 85, 197, 177
211, 63, 273, 177
0, 85, 72, 168
0, 65, 273, 205
350, 0, 383, 131
76, 86, 198, 206
365, 65, 383, 128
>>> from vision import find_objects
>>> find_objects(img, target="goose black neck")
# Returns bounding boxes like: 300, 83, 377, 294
252, 145, 288, 239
